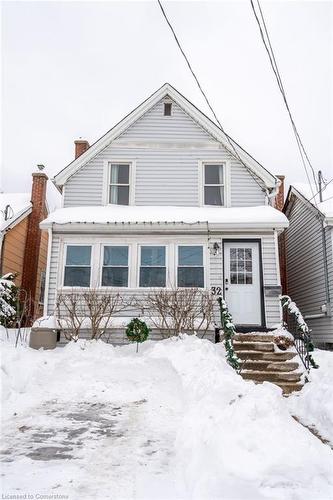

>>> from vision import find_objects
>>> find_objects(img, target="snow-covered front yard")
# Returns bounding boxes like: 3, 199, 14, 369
1, 335, 333, 500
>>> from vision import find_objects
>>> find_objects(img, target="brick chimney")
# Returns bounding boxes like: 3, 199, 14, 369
21, 172, 48, 318
274, 175, 285, 211
74, 139, 89, 159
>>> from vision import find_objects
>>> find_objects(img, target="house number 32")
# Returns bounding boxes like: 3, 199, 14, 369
210, 286, 222, 296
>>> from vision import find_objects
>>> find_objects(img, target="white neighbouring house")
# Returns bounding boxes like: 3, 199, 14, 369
40, 83, 288, 341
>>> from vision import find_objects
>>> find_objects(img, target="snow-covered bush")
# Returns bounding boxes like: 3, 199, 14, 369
0, 273, 17, 326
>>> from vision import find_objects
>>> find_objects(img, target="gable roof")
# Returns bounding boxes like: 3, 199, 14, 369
284, 184, 333, 226
53, 83, 278, 190
0, 193, 32, 234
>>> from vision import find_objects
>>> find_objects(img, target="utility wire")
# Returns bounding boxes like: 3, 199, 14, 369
157, 0, 267, 194
250, 0, 319, 203
308, 177, 333, 202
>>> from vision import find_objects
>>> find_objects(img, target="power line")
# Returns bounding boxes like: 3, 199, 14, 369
308, 177, 333, 202
157, 0, 267, 194
250, 0, 319, 202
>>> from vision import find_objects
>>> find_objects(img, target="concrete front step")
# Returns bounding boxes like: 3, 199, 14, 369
234, 341, 274, 352
234, 334, 275, 343
275, 382, 304, 395
237, 350, 297, 361
242, 370, 302, 383
241, 360, 299, 372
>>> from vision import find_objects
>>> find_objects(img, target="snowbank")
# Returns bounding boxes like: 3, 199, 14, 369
40, 204, 289, 229
287, 349, 333, 443
1, 336, 333, 499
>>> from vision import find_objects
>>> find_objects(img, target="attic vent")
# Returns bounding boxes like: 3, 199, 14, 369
164, 102, 172, 116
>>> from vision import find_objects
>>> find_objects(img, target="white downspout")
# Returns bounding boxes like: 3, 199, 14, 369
43, 227, 52, 317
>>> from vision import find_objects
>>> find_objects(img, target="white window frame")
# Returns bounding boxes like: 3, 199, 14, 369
99, 244, 130, 288
103, 160, 136, 206
198, 160, 230, 207
57, 237, 209, 292
62, 243, 93, 288
137, 244, 168, 288
176, 244, 206, 289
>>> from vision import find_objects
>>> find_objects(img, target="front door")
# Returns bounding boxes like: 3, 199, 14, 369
224, 241, 262, 326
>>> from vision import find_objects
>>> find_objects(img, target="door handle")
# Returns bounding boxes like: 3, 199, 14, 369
225, 278, 229, 291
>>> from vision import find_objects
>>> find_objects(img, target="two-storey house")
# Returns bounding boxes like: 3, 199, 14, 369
40, 84, 288, 340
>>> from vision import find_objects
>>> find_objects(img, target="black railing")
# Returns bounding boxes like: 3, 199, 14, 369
281, 295, 318, 371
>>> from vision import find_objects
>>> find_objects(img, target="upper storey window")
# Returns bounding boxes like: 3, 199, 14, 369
108, 163, 130, 205
204, 163, 225, 206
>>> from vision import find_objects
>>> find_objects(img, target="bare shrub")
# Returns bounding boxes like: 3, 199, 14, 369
81, 289, 129, 340
56, 292, 85, 342
143, 287, 214, 338
56, 289, 132, 341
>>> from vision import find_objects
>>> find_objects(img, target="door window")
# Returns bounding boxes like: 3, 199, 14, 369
230, 247, 253, 285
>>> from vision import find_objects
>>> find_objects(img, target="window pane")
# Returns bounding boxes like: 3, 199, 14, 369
246, 273, 253, 284
102, 267, 128, 287
104, 246, 128, 266
110, 164, 129, 184
230, 273, 237, 284
204, 164, 223, 184
238, 273, 245, 284
141, 246, 165, 266
204, 186, 224, 206
178, 267, 204, 287
230, 248, 237, 259
109, 185, 129, 205
178, 246, 203, 266
237, 249, 245, 261
66, 246, 91, 266
245, 260, 252, 272
245, 248, 252, 260
139, 267, 166, 287
64, 267, 90, 287
230, 261, 237, 272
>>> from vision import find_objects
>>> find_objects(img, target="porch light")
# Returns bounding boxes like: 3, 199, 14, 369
210, 242, 221, 256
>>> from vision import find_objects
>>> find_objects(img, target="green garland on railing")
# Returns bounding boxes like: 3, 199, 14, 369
280, 295, 319, 369
217, 297, 240, 371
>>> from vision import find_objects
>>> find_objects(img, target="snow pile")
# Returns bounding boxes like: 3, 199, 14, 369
1, 337, 333, 499
147, 336, 332, 498
287, 349, 333, 444
40, 204, 288, 228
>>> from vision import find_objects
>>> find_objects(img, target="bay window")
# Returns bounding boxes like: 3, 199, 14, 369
177, 246, 204, 288
64, 245, 91, 287
139, 246, 166, 287
102, 246, 129, 287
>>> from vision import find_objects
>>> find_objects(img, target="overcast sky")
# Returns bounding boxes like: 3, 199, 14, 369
2, 0, 332, 208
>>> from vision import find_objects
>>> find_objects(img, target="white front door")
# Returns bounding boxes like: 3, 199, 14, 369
224, 241, 262, 326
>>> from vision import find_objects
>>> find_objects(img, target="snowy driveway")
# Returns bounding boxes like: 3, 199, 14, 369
1, 336, 333, 500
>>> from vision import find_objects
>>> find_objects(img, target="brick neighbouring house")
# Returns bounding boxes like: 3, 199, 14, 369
0, 172, 49, 321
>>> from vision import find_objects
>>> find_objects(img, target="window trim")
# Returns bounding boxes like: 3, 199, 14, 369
138, 244, 168, 288
58, 238, 209, 291
103, 160, 136, 206
62, 243, 93, 288
99, 244, 130, 288
198, 160, 230, 207
176, 244, 205, 289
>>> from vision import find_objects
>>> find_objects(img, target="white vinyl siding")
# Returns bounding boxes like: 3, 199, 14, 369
63, 99, 265, 208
